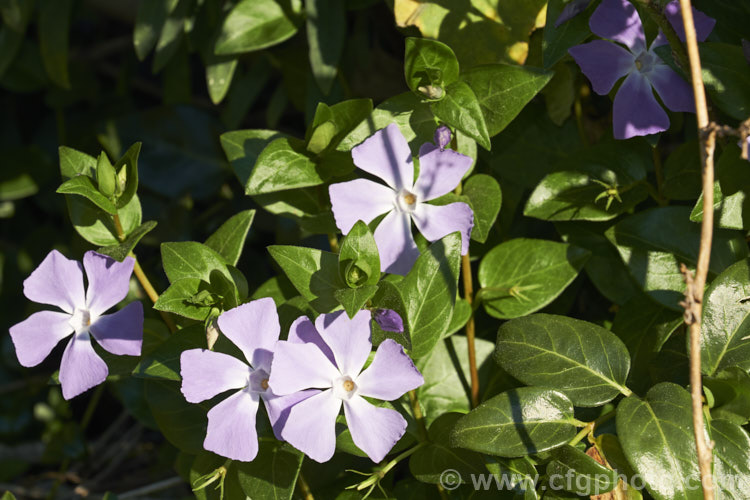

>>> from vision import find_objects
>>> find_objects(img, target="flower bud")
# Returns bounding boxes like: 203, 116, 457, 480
373, 309, 404, 333
96, 152, 116, 199
434, 126, 452, 150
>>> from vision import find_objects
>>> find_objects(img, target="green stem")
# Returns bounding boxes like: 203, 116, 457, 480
408, 390, 429, 442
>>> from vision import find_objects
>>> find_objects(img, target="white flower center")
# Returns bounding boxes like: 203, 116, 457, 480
69, 308, 92, 333
395, 189, 418, 213
332, 375, 358, 400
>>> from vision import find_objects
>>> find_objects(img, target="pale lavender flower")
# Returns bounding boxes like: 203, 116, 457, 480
180, 298, 308, 462
555, 0, 591, 27
9, 250, 143, 400
269, 310, 424, 463
569, 0, 714, 139
329, 124, 473, 275
373, 308, 404, 333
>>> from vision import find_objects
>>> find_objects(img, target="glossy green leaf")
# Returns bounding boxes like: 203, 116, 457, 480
57, 176, 117, 215
153, 278, 214, 321
236, 439, 304, 499
704, 368, 750, 424
698, 42, 750, 121
616, 383, 701, 500
401, 232, 462, 359
546, 445, 618, 495
161, 241, 232, 284
151, 0, 187, 72
205, 209, 256, 266
443, 298, 471, 337
268, 245, 344, 313
205, 56, 238, 105
306, 99, 373, 154
133, 325, 206, 381
190, 453, 247, 500
113, 142, 141, 208
416, 335, 495, 426
215, 0, 299, 55
432, 80, 490, 150
220, 129, 288, 191
404, 37, 460, 96
133, 0, 174, 60
463, 174, 501, 243
334, 285, 378, 319
338, 220, 380, 287
461, 64, 552, 137
701, 258, 750, 375
606, 206, 748, 310
478, 238, 590, 319
306, 0, 345, 94
690, 144, 750, 230
543, 0, 593, 68
451, 387, 578, 457
711, 419, 750, 496
38, 0, 71, 89
145, 379, 208, 454
98, 220, 158, 262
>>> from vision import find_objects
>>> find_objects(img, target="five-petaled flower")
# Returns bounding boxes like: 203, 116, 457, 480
9, 250, 143, 399
329, 124, 474, 275
569, 0, 715, 139
269, 310, 424, 463
180, 297, 308, 462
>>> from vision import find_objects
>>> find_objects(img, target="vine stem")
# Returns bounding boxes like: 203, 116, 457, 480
461, 253, 480, 409
297, 471, 314, 500
408, 390, 429, 442
678, 0, 715, 497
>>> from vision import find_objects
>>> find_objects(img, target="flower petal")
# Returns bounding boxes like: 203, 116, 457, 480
329, 179, 395, 235
646, 64, 695, 113
413, 144, 473, 201
590, 0, 646, 53
351, 123, 415, 191
83, 252, 135, 317
568, 40, 635, 95
555, 0, 591, 27
217, 297, 280, 370
59, 334, 108, 400
412, 202, 473, 255
664, 0, 715, 42
315, 310, 372, 378
269, 341, 341, 394
344, 396, 407, 463
9, 311, 73, 367
23, 250, 85, 314
613, 71, 669, 139
204, 389, 260, 461
180, 349, 251, 403
287, 316, 335, 364
89, 301, 143, 357
262, 389, 318, 440
357, 339, 424, 401
372, 309, 404, 333
280, 389, 342, 463
374, 210, 419, 275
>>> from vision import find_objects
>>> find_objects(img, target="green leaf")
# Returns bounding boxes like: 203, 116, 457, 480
0, 0, 32, 79
662, 140, 702, 201
461, 64, 553, 137
215, 0, 299, 55
306, 98, 373, 154
220, 129, 289, 191
236, 439, 304, 499
205, 209, 256, 266
463, 174, 501, 243
416, 335, 495, 426
605, 206, 748, 310
112, 142, 141, 209
305, 0, 345, 94
496, 314, 631, 406
338, 220, 380, 287
151, 0, 187, 72
451, 387, 578, 457
546, 445, 618, 495
145, 379, 207, 454
478, 238, 590, 319
431, 80, 490, 150
704, 368, 750, 424
698, 42, 750, 121
690, 144, 750, 230
153, 278, 215, 321
334, 285, 378, 319
96, 152, 117, 198
1, 492, 17, 500
133, 325, 206, 380
161, 241, 232, 284
543, 0, 593, 68
444, 298, 471, 337
701, 258, 750, 375
403, 37, 460, 96
38, 0, 71, 89
57, 176, 117, 215
711, 419, 750, 497
268, 245, 345, 313
133, 0, 174, 60
97, 220, 158, 262
205, 55, 238, 105
409, 412, 486, 484
616, 383, 701, 500
190, 453, 247, 500
401, 233, 462, 359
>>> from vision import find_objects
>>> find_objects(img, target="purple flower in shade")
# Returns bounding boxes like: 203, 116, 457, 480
555, 0, 591, 27
373, 308, 404, 333
269, 310, 424, 463
9, 250, 143, 400
434, 125, 452, 151
180, 298, 308, 462
329, 124, 474, 275
568, 0, 715, 139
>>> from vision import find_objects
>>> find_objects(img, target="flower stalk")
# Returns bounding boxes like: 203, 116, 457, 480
461, 253, 480, 409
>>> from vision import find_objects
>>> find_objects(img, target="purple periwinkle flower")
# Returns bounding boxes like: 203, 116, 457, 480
555, 0, 591, 27
434, 125, 452, 151
373, 308, 404, 333
180, 298, 307, 462
569, 0, 715, 139
9, 250, 143, 400
269, 310, 424, 463
329, 124, 474, 275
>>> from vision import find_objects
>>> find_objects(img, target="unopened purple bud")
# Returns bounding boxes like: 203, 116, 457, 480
434, 126, 452, 151
373, 309, 404, 333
